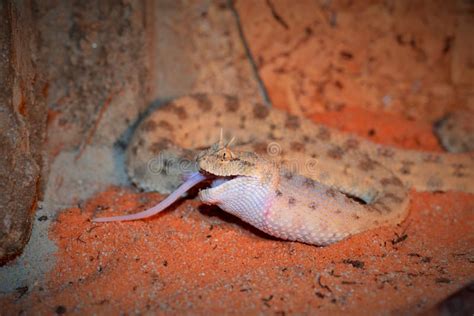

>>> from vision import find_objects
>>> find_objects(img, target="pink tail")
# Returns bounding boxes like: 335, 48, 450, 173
92, 172, 207, 222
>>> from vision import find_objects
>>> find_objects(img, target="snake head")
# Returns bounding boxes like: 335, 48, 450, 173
196, 141, 259, 177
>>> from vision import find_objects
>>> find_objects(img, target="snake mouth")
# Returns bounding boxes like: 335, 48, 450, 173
198, 170, 237, 189
209, 176, 236, 188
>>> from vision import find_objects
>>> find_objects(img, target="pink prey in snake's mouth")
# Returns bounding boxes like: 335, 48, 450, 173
92, 171, 238, 223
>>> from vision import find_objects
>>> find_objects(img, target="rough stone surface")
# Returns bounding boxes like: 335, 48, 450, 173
0, 1, 46, 264
40, 0, 150, 154
236, 0, 474, 121
149, 0, 264, 103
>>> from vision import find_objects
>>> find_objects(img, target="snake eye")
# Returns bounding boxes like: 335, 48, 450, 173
221, 148, 235, 161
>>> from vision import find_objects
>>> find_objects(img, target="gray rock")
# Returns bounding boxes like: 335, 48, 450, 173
0, 1, 46, 264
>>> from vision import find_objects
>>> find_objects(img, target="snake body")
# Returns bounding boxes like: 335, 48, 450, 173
94, 94, 474, 245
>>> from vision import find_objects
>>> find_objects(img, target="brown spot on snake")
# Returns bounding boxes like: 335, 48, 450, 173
253, 142, 268, 155
343, 138, 359, 150
239, 115, 247, 129
400, 160, 414, 175
308, 202, 317, 210
422, 153, 442, 164
267, 132, 277, 141
384, 193, 403, 203
290, 141, 305, 152
225, 95, 240, 112
285, 114, 300, 130
317, 127, 331, 141
141, 120, 157, 132
164, 102, 188, 120
327, 146, 344, 160
283, 171, 294, 180
149, 139, 172, 154
377, 147, 395, 158
358, 156, 376, 171
326, 188, 337, 198
452, 163, 465, 177
253, 103, 270, 119
303, 178, 315, 188
157, 120, 174, 131
194, 93, 213, 112
380, 177, 403, 187
374, 202, 390, 213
